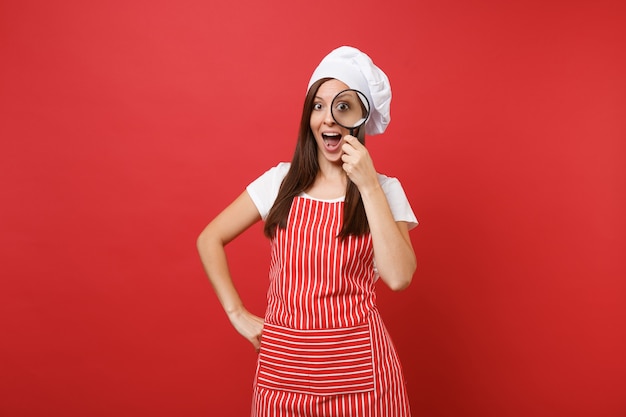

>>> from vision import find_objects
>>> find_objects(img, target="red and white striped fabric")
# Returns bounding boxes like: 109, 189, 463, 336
257, 323, 375, 396
252, 197, 411, 417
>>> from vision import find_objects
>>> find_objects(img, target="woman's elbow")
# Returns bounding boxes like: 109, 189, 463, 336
196, 227, 209, 251
388, 275, 413, 291
386, 264, 416, 291
196, 224, 219, 253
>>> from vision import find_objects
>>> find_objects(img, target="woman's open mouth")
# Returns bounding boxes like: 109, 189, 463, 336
322, 133, 342, 150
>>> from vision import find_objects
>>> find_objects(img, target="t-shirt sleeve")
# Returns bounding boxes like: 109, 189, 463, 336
246, 162, 291, 220
378, 174, 419, 230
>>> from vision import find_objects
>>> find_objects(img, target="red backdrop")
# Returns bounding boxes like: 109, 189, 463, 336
1, 0, 625, 416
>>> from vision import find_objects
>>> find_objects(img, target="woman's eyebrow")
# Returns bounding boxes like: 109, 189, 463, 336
334, 91, 353, 100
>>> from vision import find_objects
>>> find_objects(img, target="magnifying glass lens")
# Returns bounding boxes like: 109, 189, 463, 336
331, 89, 370, 133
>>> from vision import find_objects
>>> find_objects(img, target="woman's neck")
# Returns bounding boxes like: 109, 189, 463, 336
305, 163, 347, 200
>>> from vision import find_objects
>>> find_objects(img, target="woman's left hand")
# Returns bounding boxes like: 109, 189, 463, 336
341, 135, 379, 192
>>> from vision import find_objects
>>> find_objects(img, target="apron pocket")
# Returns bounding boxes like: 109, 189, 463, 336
257, 322, 375, 396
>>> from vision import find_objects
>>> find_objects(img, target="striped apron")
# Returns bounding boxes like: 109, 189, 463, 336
252, 196, 411, 417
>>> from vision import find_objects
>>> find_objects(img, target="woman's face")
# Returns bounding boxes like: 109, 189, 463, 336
310, 79, 351, 166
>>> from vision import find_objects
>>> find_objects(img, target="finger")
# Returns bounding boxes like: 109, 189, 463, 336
342, 137, 354, 150
342, 163, 353, 176
252, 337, 261, 352
341, 155, 356, 169
341, 142, 356, 155
343, 135, 362, 148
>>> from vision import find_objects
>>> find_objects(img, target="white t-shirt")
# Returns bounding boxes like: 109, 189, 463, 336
246, 162, 418, 229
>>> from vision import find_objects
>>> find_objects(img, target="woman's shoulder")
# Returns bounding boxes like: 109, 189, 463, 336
251, 162, 290, 183
376, 172, 404, 191
246, 162, 291, 220
376, 172, 418, 228
273, 162, 291, 175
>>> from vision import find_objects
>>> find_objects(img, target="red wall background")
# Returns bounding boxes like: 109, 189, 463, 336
1, 0, 624, 416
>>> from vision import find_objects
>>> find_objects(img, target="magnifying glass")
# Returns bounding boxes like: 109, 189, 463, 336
330, 89, 370, 136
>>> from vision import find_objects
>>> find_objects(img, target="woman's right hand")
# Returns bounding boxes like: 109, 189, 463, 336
227, 307, 265, 351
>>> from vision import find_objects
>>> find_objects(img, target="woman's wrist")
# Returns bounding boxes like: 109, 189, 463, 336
225, 303, 245, 318
358, 180, 383, 200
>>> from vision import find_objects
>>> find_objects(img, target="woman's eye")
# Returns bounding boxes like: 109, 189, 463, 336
336, 102, 350, 112
313, 103, 323, 110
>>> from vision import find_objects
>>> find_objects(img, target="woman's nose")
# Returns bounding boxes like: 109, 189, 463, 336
324, 109, 335, 125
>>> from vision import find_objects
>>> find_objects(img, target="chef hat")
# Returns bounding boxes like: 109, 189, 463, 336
307, 46, 391, 136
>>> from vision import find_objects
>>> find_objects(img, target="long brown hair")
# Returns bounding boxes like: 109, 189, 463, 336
263, 78, 369, 240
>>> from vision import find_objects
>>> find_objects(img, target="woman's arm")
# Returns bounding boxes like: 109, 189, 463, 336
196, 190, 264, 349
341, 136, 417, 291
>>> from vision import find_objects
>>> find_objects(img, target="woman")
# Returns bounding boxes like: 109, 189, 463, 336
197, 46, 418, 416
